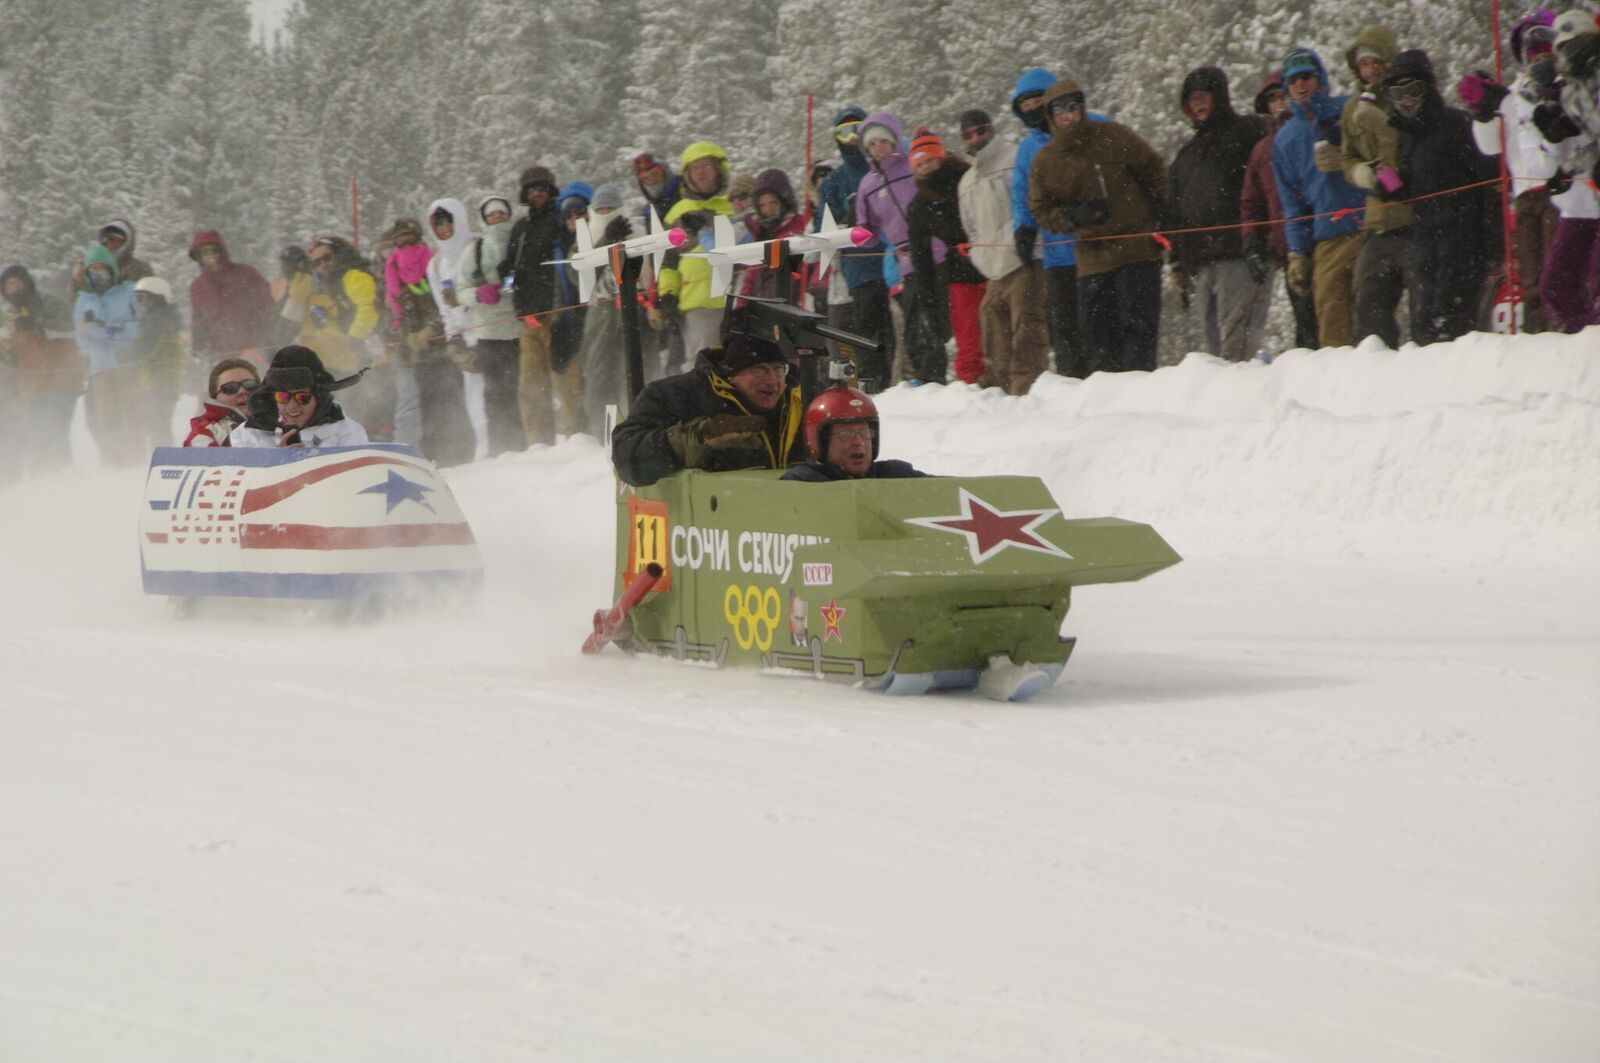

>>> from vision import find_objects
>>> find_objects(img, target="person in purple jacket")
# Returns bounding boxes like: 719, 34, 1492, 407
854, 111, 946, 384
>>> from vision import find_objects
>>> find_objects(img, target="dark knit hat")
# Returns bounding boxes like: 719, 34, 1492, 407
718, 334, 789, 375
958, 108, 992, 132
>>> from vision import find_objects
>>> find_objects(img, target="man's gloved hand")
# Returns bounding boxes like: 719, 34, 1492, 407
676, 210, 713, 235
1013, 225, 1038, 262
1457, 72, 1510, 122
1546, 169, 1575, 197
279, 427, 303, 448
244, 385, 278, 431
602, 214, 633, 245
1245, 248, 1273, 285
1065, 199, 1111, 229
1286, 252, 1313, 298
475, 283, 501, 305
1313, 141, 1343, 173
1532, 101, 1580, 143
656, 294, 678, 317
1168, 265, 1195, 309
699, 414, 766, 448
665, 414, 767, 468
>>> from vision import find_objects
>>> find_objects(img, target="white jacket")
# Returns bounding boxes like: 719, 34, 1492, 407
957, 136, 1024, 282
454, 221, 523, 342
1474, 76, 1599, 219
231, 417, 369, 449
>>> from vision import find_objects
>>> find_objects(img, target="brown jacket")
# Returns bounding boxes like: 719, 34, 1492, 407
1339, 24, 1413, 233
1027, 80, 1168, 278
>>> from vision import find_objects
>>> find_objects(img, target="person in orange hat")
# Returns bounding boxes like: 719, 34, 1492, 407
907, 132, 988, 384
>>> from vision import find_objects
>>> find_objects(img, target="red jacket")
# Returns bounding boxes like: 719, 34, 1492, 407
1240, 124, 1289, 260
188, 231, 274, 358
184, 400, 242, 447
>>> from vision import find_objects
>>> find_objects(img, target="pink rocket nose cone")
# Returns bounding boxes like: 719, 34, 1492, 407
849, 226, 873, 246
666, 228, 687, 248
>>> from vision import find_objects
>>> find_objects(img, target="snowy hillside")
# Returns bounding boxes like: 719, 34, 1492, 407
2, 330, 1598, 1061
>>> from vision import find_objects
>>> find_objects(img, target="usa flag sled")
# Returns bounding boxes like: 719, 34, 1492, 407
140, 445, 483, 612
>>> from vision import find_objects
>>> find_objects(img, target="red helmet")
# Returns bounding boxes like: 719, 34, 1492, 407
803, 386, 879, 463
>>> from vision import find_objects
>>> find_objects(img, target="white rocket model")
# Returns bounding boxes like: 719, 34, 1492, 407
546, 206, 687, 303
687, 207, 874, 298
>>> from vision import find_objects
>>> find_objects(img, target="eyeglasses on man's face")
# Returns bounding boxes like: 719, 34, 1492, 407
274, 390, 315, 406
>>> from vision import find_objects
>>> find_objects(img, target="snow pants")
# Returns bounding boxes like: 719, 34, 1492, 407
1077, 259, 1160, 374
847, 279, 894, 393
1514, 188, 1560, 333
1541, 217, 1600, 334
519, 320, 583, 446
475, 338, 524, 457
1195, 257, 1271, 362
978, 265, 1050, 394
1353, 228, 1421, 349
947, 280, 986, 384
1410, 226, 1488, 346
413, 358, 475, 467
1043, 264, 1085, 378
1312, 231, 1363, 348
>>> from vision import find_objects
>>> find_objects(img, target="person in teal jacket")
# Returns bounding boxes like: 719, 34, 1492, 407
73, 243, 142, 463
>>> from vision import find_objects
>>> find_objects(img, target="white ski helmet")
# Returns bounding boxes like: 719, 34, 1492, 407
134, 276, 174, 301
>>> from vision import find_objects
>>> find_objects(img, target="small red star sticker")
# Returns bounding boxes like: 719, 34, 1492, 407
819, 599, 847, 643
906, 488, 1072, 564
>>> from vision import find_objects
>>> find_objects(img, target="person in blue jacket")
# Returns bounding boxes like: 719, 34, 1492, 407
814, 105, 893, 392
1270, 46, 1367, 347
1009, 67, 1109, 378
73, 242, 142, 464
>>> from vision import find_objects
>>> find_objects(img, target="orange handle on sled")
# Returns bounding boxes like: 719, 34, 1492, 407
581, 563, 664, 655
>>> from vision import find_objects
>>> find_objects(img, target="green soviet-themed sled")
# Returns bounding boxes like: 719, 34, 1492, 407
584, 468, 1181, 700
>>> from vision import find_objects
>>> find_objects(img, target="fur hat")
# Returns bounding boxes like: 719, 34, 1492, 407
261, 344, 337, 394
518, 165, 559, 203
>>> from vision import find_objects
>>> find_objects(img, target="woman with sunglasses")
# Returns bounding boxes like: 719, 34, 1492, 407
183, 357, 260, 447
231, 345, 369, 449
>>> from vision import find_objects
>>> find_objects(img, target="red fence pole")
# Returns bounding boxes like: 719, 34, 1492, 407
804, 94, 815, 216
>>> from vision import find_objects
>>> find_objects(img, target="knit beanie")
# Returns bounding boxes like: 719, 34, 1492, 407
591, 184, 624, 211
718, 333, 788, 375
958, 108, 992, 132
908, 134, 946, 167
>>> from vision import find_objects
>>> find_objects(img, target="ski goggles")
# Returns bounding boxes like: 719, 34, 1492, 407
1048, 93, 1085, 117
216, 379, 258, 396
1386, 79, 1427, 105
274, 390, 315, 406
833, 120, 862, 145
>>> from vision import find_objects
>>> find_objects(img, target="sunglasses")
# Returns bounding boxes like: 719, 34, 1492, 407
1048, 96, 1084, 116
960, 124, 992, 140
834, 120, 862, 144
274, 390, 315, 405
217, 379, 258, 396
1387, 80, 1427, 104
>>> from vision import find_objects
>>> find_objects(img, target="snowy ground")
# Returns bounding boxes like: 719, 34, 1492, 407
2, 330, 1597, 1062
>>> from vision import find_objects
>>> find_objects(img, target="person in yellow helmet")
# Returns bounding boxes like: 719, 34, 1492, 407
658, 141, 735, 358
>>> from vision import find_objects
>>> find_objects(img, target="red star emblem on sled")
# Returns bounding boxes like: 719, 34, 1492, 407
819, 599, 847, 643
905, 488, 1072, 564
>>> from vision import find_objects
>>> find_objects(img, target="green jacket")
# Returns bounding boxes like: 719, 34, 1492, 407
1339, 25, 1414, 233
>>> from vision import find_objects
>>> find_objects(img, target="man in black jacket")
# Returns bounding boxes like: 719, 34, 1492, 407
1167, 66, 1270, 361
504, 164, 581, 445
611, 333, 804, 486
1382, 50, 1503, 344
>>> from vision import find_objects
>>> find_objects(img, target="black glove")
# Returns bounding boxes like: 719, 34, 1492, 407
602, 214, 633, 245
656, 294, 678, 316
1065, 199, 1111, 229
1532, 101, 1581, 143
244, 386, 278, 430
1476, 81, 1511, 122
677, 210, 712, 235
1245, 249, 1272, 285
1013, 225, 1037, 262
1545, 169, 1575, 197
279, 427, 303, 448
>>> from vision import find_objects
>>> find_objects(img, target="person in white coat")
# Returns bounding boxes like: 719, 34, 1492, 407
453, 195, 525, 456
425, 197, 486, 456
231, 345, 369, 448
954, 109, 1050, 394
